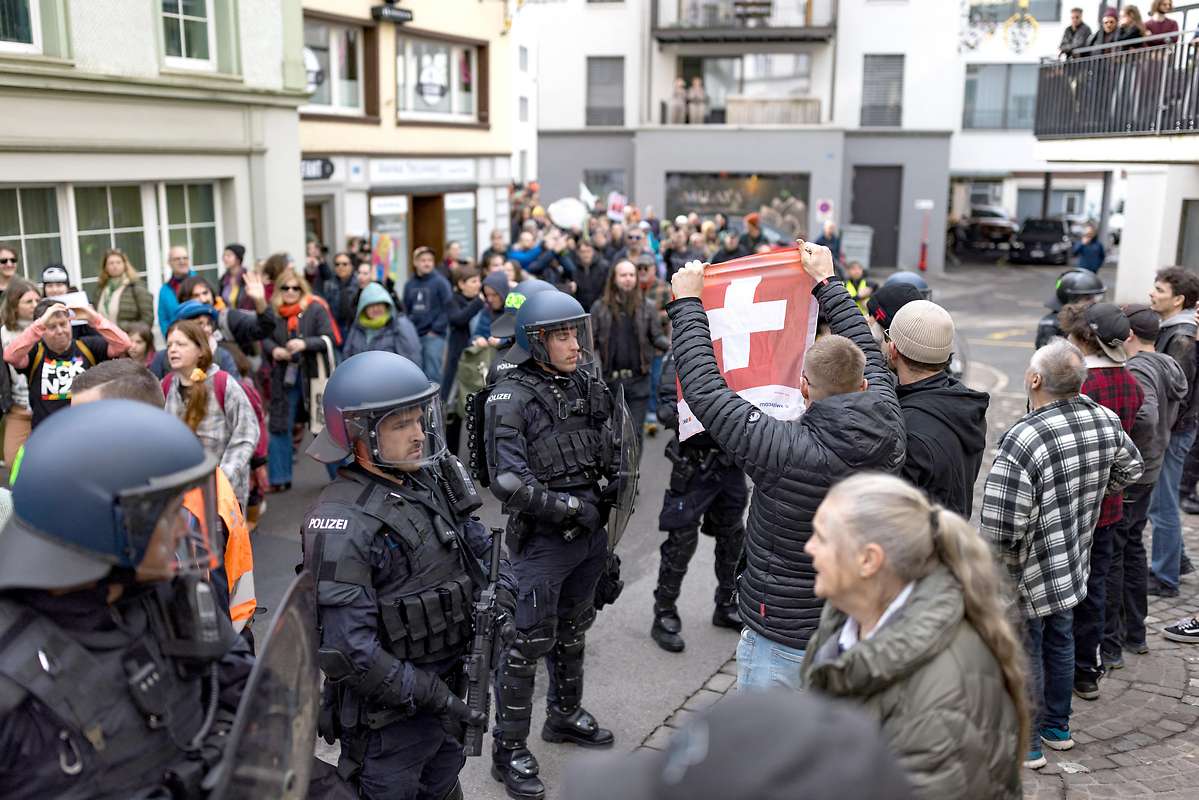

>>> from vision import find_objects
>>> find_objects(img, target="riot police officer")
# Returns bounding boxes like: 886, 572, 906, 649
0, 400, 252, 799
303, 350, 515, 800
487, 277, 559, 386
1035, 269, 1106, 348
485, 291, 618, 800
650, 352, 747, 652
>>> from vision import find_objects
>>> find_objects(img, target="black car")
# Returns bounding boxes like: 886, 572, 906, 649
949, 206, 1018, 255
1010, 218, 1072, 265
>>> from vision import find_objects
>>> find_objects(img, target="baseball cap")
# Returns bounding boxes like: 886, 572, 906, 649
1122, 303, 1160, 341
889, 300, 955, 365
1085, 302, 1131, 363
563, 691, 913, 800
412, 245, 435, 260
866, 282, 924, 332
41, 264, 69, 285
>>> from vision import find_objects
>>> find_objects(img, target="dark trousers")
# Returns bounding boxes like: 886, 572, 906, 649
1104, 482, 1153, 655
1073, 520, 1117, 679
655, 462, 748, 608
1024, 609, 1075, 745
356, 713, 464, 800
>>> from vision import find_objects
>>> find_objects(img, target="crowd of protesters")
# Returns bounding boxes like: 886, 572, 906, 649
6, 179, 1199, 799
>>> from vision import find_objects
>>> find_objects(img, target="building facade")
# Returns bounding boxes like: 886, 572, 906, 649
299, 0, 515, 280
0, 0, 306, 306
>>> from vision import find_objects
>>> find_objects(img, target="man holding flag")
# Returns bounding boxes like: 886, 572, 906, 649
668, 241, 905, 690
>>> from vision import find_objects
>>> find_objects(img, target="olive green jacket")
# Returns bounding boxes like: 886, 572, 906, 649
802, 567, 1021, 800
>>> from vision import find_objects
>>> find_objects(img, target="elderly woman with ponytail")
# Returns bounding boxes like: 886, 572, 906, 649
801, 473, 1025, 800
163, 319, 259, 508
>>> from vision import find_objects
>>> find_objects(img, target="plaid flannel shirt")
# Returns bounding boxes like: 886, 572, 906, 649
981, 394, 1143, 618
1081, 358, 1144, 527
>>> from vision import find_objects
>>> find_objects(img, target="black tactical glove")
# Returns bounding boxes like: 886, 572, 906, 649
593, 553, 624, 611
495, 587, 518, 650
414, 669, 486, 727
572, 500, 603, 535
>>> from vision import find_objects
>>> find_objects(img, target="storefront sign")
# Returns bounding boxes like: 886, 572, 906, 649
369, 158, 475, 186
370, 195, 409, 216
301, 158, 335, 181
371, 3, 413, 24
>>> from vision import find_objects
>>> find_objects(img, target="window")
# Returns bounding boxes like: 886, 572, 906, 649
586, 57, 624, 126
0, 187, 61, 278
303, 20, 364, 113
0, 0, 41, 55
397, 36, 481, 123
519, 45, 528, 73
861, 54, 904, 127
165, 183, 219, 282
680, 53, 812, 123
583, 169, 626, 198
162, 0, 216, 70
519, 96, 529, 122
963, 63, 1037, 129
74, 186, 147, 291
967, 1, 1060, 25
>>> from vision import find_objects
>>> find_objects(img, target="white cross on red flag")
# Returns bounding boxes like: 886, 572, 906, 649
677, 249, 818, 441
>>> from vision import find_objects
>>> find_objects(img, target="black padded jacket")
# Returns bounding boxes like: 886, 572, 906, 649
667, 278, 905, 650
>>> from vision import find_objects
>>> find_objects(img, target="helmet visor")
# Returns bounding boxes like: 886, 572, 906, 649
345, 391, 448, 470
526, 315, 596, 372
116, 458, 222, 581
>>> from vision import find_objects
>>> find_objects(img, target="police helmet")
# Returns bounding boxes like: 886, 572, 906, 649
307, 351, 447, 470
514, 291, 596, 371
490, 278, 557, 339
883, 271, 932, 300
1053, 269, 1106, 310
0, 401, 220, 591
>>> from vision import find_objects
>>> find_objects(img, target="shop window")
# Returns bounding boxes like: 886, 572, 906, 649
583, 169, 626, 199
165, 183, 219, 282
0, 0, 41, 55
0, 186, 62, 278
74, 185, 147, 292
397, 35, 485, 124
162, 0, 216, 71
303, 19, 365, 114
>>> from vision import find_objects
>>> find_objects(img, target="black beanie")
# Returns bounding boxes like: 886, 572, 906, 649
224, 243, 246, 265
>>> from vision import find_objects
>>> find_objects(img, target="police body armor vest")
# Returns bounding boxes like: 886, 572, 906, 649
311, 470, 475, 667
502, 368, 610, 491
0, 589, 205, 800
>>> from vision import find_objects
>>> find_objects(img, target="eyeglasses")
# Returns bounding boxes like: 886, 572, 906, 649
280, 285, 302, 292
0, 258, 16, 265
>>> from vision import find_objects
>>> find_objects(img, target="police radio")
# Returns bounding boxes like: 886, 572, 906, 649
158, 573, 234, 668
439, 455, 484, 517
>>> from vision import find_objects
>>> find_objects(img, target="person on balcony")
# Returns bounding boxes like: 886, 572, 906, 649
669, 77, 687, 124
686, 77, 707, 124
1087, 9, 1120, 47
1147, 0, 1179, 41
1060, 7, 1093, 57
1118, 5, 1150, 47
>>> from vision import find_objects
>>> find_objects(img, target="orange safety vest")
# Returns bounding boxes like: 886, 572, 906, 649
183, 470, 256, 632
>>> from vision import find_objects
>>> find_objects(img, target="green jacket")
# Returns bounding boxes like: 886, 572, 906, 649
94, 279, 155, 331
802, 567, 1021, 800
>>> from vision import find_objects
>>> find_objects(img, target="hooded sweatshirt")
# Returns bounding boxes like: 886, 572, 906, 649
897, 371, 990, 518
473, 272, 511, 339
1126, 350, 1188, 485
342, 282, 421, 366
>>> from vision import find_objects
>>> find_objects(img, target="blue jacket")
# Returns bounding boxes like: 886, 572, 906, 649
342, 282, 422, 366
401, 272, 452, 337
157, 273, 192, 336
505, 243, 543, 270
1072, 239, 1105, 272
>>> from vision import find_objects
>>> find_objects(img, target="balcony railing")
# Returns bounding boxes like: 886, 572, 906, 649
1035, 29, 1199, 138
659, 96, 821, 125
652, 0, 834, 43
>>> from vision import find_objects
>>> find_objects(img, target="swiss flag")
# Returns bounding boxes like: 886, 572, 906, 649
677, 249, 817, 441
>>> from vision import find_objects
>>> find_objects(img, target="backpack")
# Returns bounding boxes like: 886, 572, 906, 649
29, 339, 96, 375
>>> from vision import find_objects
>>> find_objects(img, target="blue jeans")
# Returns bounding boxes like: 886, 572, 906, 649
735, 627, 805, 691
647, 354, 664, 416
268, 381, 302, 486
1148, 426, 1196, 590
420, 333, 446, 384
1024, 609, 1075, 745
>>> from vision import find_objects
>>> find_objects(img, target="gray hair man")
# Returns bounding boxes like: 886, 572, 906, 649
981, 338, 1142, 769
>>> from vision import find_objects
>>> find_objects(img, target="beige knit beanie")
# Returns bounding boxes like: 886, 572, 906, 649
888, 300, 955, 364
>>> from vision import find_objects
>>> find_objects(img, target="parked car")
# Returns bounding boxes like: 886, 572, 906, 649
949, 206, 1018, 255
1010, 218, 1073, 265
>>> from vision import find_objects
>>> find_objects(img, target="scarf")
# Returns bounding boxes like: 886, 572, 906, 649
99, 275, 130, 322
358, 310, 390, 330
277, 296, 309, 334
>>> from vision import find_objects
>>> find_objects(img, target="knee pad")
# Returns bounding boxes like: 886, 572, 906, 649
514, 618, 557, 661
560, 598, 596, 639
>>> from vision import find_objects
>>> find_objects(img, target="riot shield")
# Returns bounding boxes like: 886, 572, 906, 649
607, 385, 640, 549
208, 571, 320, 800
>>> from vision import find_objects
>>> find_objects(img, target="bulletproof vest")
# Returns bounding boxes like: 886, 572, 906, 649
311, 470, 476, 666
0, 589, 206, 800
501, 367, 612, 490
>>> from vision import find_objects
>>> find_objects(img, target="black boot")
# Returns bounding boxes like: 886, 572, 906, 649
651, 604, 685, 652
1181, 495, 1199, 516
1182, 552, 1195, 576
541, 705, 615, 748
491, 741, 546, 800
712, 600, 741, 630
